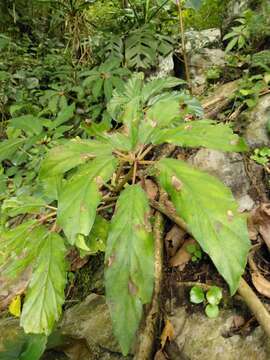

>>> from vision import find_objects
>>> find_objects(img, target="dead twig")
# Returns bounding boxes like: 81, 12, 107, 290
134, 211, 164, 360
176, 281, 215, 292
149, 199, 188, 233
237, 277, 270, 338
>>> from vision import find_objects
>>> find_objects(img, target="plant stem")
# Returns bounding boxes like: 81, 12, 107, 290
138, 145, 153, 160
113, 149, 132, 162
138, 160, 156, 165
132, 161, 138, 184
45, 205, 57, 211
176, 281, 216, 292
39, 211, 57, 223
114, 162, 124, 186
98, 203, 116, 212
113, 166, 133, 192
177, 0, 192, 93
102, 195, 118, 203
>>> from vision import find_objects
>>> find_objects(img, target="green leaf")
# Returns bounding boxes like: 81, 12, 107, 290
20, 334, 47, 360
53, 103, 75, 128
225, 37, 238, 53
141, 77, 185, 103
0, 334, 47, 360
105, 184, 154, 355
190, 286, 205, 304
80, 215, 109, 255
145, 97, 183, 128
205, 304, 219, 318
0, 138, 25, 163
104, 78, 114, 101
10, 115, 43, 135
92, 78, 104, 100
39, 139, 113, 179
206, 286, 223, 305
0, 222, 48, 278
39, 175, 62, 201
105, 132, 134, 152
156, 158, 250, 294
20, 232, 67, 335
108, 73, 144, 122
2, 195, 46, 217
125, 27, 157, 69
152, 120, 248, 152
57, 155, 117, 246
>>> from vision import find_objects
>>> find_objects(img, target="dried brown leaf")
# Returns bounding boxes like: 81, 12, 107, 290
160, 319, 174, 349
144, 179, 159, 201
251, 203, 270, 250
165, 225, 186, 257
231, 315, 245, 329
67, 248, 89, 271
249, 250, 270, 298
169, 238, 196, 269
154, 349, 168, 360
0, 267, 31, 310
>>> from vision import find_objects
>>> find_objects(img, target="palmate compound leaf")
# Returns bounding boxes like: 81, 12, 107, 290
57, 155, 118, 248
156, 159, 250, 294
105, 184, 154, 355
151, 120, 248, 152
20, 232, 67, 335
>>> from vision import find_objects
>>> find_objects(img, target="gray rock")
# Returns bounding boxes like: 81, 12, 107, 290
185, 29, 222, 52
153, 53, 175, 79
0, 317, 21, 352
168, 306, 270, 360
189, 149, 254, 211
202, 80, 239, 108
244, 94, 270, 148
60, 293, 125, 356
0, 294, 129, 360
189, 48, 225, 87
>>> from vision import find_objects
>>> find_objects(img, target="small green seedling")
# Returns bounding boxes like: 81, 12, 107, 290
186, 243, 202, 262
251, 147, 270, 166
190, 285, 223, 318
190, 286, 205, 304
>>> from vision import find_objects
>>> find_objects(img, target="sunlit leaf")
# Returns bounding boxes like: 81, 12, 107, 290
156, 158, 250, 294
39, 139, 113, 179
0, 138, 25, 163
20, 232, 67, 335
152, 120, 248, 152
0, 221, 48, 278
10, 115, 43, 135
9, 295, 21, 317
57, 155, 117, 246
105, 185, 154, 355
2, 195, 46, 217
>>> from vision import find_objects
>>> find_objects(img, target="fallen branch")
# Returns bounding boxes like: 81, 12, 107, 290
237, 277, 270, 338
134, 212, 164, 360
150, 198, 270, 338
176, 281, 214, 291
149, 199, 188, 232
